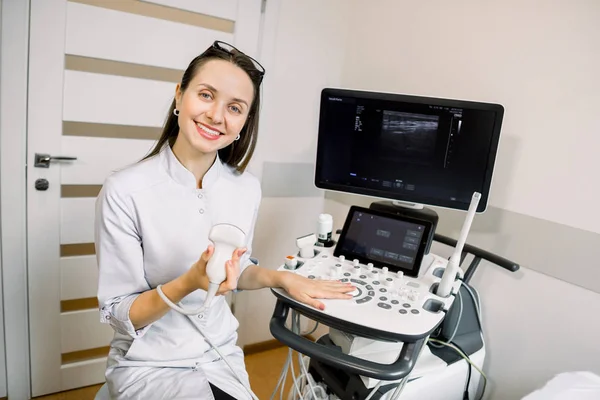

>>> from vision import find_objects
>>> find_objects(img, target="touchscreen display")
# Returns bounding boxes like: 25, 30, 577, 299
335, 207, 429, 275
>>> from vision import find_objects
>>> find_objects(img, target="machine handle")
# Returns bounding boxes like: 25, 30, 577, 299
433, 233, 520, 272
269, 300, 425, 381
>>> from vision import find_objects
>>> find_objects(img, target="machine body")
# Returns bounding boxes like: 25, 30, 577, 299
269, 197, 519, 399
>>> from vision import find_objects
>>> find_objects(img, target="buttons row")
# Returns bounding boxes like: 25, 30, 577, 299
377, 297, 414, 308
338, 277, 419, 301
377, 303, 420, 314
336, 257, 404, 278
400, 309, 420, 315
306, 272, 420, 302
352, 289, 416, 308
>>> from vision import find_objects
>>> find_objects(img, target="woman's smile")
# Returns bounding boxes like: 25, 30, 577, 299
195, 121, 223, 141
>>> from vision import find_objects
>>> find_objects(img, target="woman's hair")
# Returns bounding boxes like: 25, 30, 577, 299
143, 42, 264, 173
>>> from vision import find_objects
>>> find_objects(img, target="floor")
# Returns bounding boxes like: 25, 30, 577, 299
35, 346, 299, 400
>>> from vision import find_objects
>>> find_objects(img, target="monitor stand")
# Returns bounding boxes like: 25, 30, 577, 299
368, 200, 439, 254
391, 200, 424, 210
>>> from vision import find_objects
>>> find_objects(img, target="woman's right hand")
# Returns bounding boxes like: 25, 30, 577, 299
186, 245, 246, 296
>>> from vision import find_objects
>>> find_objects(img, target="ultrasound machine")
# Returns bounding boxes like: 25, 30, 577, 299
268, 88, 520, 400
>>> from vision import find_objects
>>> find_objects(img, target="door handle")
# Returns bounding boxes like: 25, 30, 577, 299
34, 153, 77, 168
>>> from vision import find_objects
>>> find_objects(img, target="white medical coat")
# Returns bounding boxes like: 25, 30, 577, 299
95, 144, 261, 399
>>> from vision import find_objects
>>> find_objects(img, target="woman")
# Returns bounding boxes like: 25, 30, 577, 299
95, 41, 354, 399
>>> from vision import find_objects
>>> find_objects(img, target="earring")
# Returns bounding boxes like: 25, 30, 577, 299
173, 109, 179, 116
235, 135, 240, 141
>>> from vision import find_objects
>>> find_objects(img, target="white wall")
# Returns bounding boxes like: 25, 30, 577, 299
341, 0, 600, 235
468, 256, 600, 399
235, 0, 351, 346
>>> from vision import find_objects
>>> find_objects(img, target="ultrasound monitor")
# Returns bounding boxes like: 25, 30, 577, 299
314, 88, 504, 212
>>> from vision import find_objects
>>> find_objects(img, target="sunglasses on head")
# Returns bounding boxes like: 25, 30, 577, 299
208, 40, 265, 83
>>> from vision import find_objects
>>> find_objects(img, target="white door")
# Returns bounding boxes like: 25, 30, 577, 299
27, 0, 263, 396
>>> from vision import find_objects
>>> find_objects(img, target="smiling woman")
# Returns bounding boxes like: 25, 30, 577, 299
171, 59, 255, 179
143, 41, 264, 177
93, 41, 356, 400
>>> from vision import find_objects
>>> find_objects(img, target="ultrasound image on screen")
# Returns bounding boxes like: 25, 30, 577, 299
315, 90, 503, 211
381, 111, 438, 166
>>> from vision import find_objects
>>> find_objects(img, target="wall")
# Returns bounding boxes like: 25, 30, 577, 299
332, 0, 600, 399
235, 0, 351, 346
342, 0, 600, 236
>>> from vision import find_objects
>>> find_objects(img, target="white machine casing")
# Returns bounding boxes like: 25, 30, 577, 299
377, 348, 485, 400
273, 249, 462, 338
326, 337, 485, 400
269, 193, 488, 399
273, 244, 483, 400
327, 328, 484, 397
274, 192, 482, 337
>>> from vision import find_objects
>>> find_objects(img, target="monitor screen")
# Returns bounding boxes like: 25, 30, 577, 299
335, 206, 432, 277
314, 88, 504, 212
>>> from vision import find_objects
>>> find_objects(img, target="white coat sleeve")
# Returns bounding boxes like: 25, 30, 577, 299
95, 177, 152, 339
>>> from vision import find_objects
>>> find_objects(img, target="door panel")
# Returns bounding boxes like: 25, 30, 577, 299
60, 198, 96, 244
61, 137, 156, 184
61, 310, 114, 354
66, 1, 234, 70
141, 0, 240, 21
60, 358, 107, 392
27, 0, 263, 396
60, 256, 98, 300
63, 71, 174, 127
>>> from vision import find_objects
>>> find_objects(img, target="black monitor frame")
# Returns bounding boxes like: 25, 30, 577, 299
314, 88, 504, 212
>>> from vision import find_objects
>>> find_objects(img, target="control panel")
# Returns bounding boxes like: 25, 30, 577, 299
272, 245, 462, 341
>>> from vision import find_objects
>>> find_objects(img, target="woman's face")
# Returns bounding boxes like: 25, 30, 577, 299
174, 59, 254, 156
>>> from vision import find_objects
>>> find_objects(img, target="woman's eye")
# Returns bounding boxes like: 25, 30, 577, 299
230, 105, 241, 114
200, 92, 212, 99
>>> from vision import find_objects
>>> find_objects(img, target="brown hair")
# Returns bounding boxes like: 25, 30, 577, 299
143, 43, 264, 173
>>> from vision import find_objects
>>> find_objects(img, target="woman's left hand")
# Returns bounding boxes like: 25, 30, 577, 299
279, 272, 356, 311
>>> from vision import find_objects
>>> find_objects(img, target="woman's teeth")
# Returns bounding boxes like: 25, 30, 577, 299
197, 123, 220, 136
